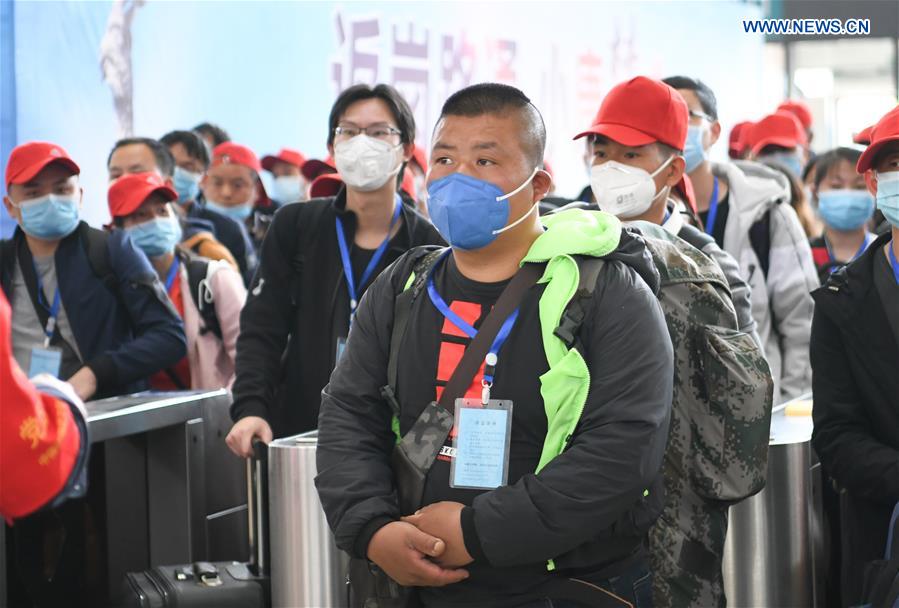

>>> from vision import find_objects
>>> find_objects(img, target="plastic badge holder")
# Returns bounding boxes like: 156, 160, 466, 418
450, 398, 513, 490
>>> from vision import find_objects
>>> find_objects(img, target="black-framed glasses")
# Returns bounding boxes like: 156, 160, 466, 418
334, 125, 402, 141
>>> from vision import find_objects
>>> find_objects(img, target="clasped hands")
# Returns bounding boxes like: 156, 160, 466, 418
366, 501, 474, 588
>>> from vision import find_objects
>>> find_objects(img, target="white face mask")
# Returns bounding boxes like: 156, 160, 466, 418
334, 135, 404, 192
271, 175, 306, 203
590, 156, 675, 219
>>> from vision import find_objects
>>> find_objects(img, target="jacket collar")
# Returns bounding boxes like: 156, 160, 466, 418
330, 187, 418, 253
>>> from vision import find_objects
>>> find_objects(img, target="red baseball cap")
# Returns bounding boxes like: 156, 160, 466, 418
301, 156, 337, 181
746, 111, 807, 156
261, 148, 307, 173
5, 142, 80, 189
574, 76, 689, 151
309, 173, 343, 199
857, 105, 899, 173
211, 142, 262, 174
108, 172, 177, 218
777, 99, 813, 131
853, 125, 873, 146
673, 174, 697, 214
729, 121, 753, 157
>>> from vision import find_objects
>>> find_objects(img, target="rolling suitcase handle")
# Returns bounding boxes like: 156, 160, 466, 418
247, 439, 270, 579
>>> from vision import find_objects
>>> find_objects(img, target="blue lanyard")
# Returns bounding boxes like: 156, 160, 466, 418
32, 262, 61, 343
890, 242, 899, 286
426, 250, 520, 389
704, 176, 720, 236
165, 257, 180, 292
336, 196, 402, 316
825, 233, 872, 274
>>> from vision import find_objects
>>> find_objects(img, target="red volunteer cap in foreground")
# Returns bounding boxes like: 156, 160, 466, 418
857, 105, 899, 173
746, 111, 807, 156
261, 148, 307, 173
0, 290, 80, 522
777, 99, 813, 131
211, 142, 262, 174
108, 172, 178, 218
301, 156, 337, 181
574, 76, 689, 150
5, 142, 80, 189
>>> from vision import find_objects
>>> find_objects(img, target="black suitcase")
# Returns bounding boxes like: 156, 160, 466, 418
121, 441, 271, 607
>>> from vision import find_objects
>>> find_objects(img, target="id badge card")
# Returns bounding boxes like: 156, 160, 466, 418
28, 346, 62, 379
335, 337, 348, 363
450, 398, 513, 490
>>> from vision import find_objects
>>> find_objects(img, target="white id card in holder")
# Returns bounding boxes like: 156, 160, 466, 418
450, 398, 513, 490
28, 346, 62, 379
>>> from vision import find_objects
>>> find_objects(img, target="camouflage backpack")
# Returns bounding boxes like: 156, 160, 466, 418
630, 221, 773, 607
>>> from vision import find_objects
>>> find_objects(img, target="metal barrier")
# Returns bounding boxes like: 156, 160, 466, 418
269, 431, 349, 608
722, 395, 823, 607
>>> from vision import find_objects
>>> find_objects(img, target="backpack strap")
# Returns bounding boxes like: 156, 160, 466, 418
380, 248, 447, 417
180, 251, 223, 341
79, 223, 117, 292
286, 200, 331, 308
553, 256, 605, 350
748, 209, 772, 280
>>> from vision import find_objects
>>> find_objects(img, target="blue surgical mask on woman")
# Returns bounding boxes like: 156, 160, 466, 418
17, 193, 80, 240
764, 150, 804, 178
426, 168, 539, 250
172, 166, 202, 204
817, 189, 875, 231
127, 216, 183, 258
206, 199, 253, 222
876, 170, 899, 228
683, 125, 708, 173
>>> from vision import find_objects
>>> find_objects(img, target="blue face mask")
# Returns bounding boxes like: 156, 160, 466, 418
876, 170, 899, 228
127, 216, 183, 258
17, 193, 80, 240
683, 124, 707, 174
172, 166, 202, 204
271, 175, 305, 204
206, 199, 253, 222
426, 168, 539, 251
764, 150, 804, 178
817, 189, 875, 231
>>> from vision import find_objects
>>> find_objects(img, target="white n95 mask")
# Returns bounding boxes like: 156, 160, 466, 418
590, 156, 675, 219
334, 135, 404, 192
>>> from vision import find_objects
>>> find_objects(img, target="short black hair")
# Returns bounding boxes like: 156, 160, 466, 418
327, 84, 416, 147
160, 130, 211, 169
108, 137, 175, 178
193, 122, 231, 147
439, 83, 547, 167
813, 147, 862, 189
662, 76, 718, 121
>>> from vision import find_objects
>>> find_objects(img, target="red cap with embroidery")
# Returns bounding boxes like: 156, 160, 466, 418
261, 148, 307, 173
746, 111, 808, 156
574, 76, 689, 151
0, 291, 81, 521
211, 142, 262, 174
108, 172, 177, 218
857, 105, 899, 173
5, 142, 80, 189
777, 99, 813, 131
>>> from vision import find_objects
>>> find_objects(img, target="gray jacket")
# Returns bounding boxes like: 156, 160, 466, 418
711, 161, 818, 403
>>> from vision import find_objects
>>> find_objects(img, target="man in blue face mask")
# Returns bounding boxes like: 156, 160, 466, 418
316, 83, 673, 608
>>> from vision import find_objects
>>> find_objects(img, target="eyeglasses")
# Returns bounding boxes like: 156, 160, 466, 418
334, 125, 402, 141
689, 110, 714, 122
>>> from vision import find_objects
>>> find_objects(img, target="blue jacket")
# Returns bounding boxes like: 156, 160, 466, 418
1, 222, 187, 398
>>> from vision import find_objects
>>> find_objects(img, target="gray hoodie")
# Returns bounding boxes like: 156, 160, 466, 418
711, 160, 819, 403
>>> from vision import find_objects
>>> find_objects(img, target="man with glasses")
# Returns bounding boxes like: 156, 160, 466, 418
664, 76, 817, 404
226, 84, 444, 456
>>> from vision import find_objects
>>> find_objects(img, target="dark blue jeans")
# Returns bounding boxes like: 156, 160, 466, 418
514, 561, 653, 608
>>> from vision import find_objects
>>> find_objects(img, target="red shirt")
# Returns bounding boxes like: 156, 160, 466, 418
149, 267, 191, 390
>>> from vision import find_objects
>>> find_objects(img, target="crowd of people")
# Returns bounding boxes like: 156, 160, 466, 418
1, 73, 897, 608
